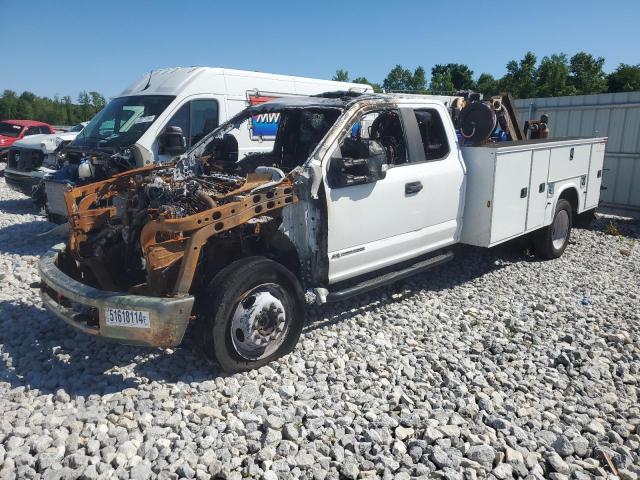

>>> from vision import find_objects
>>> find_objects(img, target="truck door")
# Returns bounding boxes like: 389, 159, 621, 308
323, 104, 464, 283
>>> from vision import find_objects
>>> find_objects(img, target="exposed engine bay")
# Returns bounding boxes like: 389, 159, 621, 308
59, 160, 297, 297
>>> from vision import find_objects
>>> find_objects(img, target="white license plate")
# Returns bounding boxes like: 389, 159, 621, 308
105, 308, 150, 329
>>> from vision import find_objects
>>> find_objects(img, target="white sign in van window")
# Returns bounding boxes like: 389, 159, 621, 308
134, 115, 156, 124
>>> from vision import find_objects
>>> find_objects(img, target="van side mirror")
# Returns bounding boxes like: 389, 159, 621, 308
159, 126, 186, 156
327, 139, 387, 188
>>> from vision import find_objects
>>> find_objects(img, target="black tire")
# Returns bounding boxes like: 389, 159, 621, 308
533, 199, 573, 259
197, 256, 305, 373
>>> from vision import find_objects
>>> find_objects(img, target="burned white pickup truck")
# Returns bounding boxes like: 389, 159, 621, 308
39, 92, 606, 372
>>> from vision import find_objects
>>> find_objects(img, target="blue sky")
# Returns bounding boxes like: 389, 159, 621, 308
1, 0, 638, 99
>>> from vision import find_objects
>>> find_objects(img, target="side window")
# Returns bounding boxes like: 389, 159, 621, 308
25, 127, 40, 136
338, 109, 407, 166
327, 110, 405, 188
190, 100, 218, 145
163, 99, 218, 149
40, 126, 50, 134
165, 103, 189, 145
414, 109, 450, 161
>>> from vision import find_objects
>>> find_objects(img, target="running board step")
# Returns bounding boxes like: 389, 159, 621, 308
326, 251, 454, 303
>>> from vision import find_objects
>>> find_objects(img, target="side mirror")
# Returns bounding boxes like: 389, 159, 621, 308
328, 139, 387, 188
159, 126, 186, 156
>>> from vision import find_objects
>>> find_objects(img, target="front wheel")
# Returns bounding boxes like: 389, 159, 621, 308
197, 257, 305, 373
533, 199, 573, 259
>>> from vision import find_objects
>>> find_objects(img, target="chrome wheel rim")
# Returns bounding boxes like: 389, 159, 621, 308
230, 283, 289, 361
552, 209, 570, 250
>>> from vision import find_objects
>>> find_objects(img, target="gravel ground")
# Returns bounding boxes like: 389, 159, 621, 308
0, 179, 638, 480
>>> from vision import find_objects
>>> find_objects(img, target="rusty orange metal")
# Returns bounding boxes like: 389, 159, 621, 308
62, 164, 297, 296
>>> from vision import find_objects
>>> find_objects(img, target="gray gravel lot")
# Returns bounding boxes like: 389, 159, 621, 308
0, 179, 638, 480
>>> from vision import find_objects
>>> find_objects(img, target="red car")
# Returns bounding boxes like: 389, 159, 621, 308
0, 120, 54, 160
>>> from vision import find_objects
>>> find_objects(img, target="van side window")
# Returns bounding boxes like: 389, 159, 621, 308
165, 104, 189, 145
413, 109, 450, 161
164, 99, 219, 149
190, 100, 218, 145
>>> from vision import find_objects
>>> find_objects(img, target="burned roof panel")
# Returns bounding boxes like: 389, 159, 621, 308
245, 95, 350, 114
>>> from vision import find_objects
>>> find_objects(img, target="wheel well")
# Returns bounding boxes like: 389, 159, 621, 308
257, 231, 302, 282
559, 187, 579, 214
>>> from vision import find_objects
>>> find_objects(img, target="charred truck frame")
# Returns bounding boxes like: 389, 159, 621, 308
39, 92, 606, 372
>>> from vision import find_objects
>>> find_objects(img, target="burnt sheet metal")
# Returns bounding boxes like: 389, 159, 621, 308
39, 245, 194, 347
245, 95, 351, 114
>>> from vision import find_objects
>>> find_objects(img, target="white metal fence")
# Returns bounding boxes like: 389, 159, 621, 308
515, 92, 640, 212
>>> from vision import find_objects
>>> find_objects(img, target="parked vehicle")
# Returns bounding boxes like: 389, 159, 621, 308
36, 67, 373, 222
0, 120, 54, 161
4, 122, 88, 196
38, 92, 606, 372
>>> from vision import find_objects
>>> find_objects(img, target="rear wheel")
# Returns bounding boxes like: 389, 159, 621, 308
533, 199, 572, 259
197, 257, 305, 373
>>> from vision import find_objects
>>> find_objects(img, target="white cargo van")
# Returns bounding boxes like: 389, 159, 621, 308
30, 67, 373, 221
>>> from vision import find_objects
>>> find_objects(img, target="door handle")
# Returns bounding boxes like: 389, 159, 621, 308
520, 187, 528, 198
405, 181, 423, 195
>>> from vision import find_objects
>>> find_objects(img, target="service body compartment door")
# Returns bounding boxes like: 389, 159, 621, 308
526, 149, 551, 231
548, 144, 591, 182
585, 142, 606, 210
490, 151, 531, 243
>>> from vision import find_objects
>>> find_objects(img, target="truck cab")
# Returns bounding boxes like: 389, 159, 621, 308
38, 92, 606, 372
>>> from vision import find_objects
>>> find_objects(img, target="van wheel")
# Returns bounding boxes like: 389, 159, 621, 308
197, 257, 305, 373
533, 199, 572, 259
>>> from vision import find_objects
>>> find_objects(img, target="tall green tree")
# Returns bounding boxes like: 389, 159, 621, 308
332, 69, 350, 82
383, 65, 426, 92
431, 64, 475, 91
429, 71, 454, 94
536, 54, 576, 97
607, 64, 640, 92
89, 91, 106, 114
77, 91, 92, 121
411, 66, 427, 93
569, 52, 607, 94
0, 90, 19, 119
500, 52, 538, 98
352, 77, 382, 93
476, 73, 500, 98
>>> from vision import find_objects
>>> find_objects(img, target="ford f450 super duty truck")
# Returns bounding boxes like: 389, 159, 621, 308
38, 92, 606, 372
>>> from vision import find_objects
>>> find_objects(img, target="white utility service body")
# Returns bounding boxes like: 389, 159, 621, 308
460, 138, 606, 247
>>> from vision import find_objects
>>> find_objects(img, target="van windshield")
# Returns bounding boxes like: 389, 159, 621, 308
72, 95, 174, 149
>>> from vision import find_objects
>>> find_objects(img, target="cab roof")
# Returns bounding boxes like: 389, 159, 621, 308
1, 119, 51, 127
245, 91, 460, 115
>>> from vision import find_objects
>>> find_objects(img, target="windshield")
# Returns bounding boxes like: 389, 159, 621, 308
72, 95, 174, 149
0, 122, 23, 138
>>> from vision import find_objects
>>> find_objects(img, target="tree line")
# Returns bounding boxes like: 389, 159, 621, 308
1, 52, 639, 124
0, 90, 106, 125
334, 51, 640, 99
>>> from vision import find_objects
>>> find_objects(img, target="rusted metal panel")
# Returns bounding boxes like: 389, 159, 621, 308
515, 92, 640, 211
